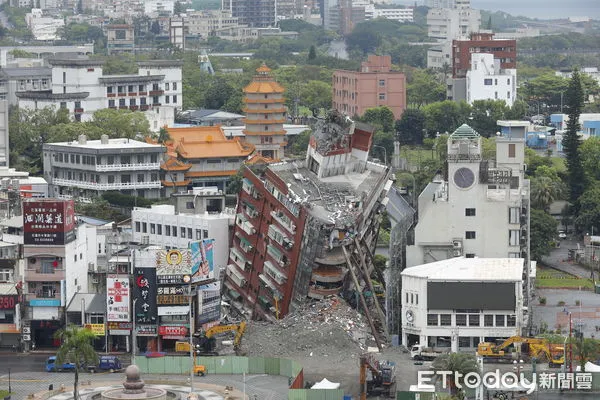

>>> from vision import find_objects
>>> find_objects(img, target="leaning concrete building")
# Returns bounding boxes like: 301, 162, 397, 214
223, 110, 393, 329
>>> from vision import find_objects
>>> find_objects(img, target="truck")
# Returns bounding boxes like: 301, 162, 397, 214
87, 355, 123, 373
46, 356, 76, 372
410, 344, 450, 361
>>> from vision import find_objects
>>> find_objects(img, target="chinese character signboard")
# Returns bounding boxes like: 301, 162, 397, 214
190, 239, 215, 283
136, 325, 157, 336
157, 286, 187, 305
84, 323, 106, 336
107, 322, 132, 330
158, 326, 187, 336
0, 295, 17, 310
155, 249, 192, 276
196, 282, 221, 326
23, 199, 76, 245
157, 275, 185, 285
107, 275, 130, 322
133, 268, 157, 324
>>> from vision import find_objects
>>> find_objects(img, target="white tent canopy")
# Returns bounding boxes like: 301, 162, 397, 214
576, 361, 600, 372
311, 378, 341, 389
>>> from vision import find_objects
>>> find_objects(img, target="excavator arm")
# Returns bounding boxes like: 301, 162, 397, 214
359, 354, 381, 400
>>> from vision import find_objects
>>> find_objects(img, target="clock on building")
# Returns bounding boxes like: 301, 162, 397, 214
405, 310, 414, 323
453, 167, 475, 189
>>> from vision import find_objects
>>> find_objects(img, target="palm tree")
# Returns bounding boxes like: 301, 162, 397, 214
54, 325, 99, 400
531, 176, 563, 211
432, 352, 479, 395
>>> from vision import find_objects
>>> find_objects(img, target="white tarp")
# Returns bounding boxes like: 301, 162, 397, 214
311, 378, 341, 389
576, 361, 600, 372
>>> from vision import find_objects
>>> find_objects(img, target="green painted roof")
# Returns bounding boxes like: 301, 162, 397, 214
450, 124, 480, 139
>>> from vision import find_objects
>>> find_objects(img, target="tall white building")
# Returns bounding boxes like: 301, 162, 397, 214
466, 53, 517, 106
16, 58, 183, 131
364, 5, 414, 22
25, 9, 65, 41
401, 257, 524, 352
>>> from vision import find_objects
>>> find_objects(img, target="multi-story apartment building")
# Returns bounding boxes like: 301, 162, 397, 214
25, 9, 65, 41
332, 55, 406, 120
401, 257, 524, 351
43, 135, 165, 200
131, 187, 232, 273
0, 67, 51, 106
184, 10, 241, 38
323, 0, 354, 35
223, 111, 392, 321
364, 5, 414, 22
0, 44, 94, 68
16, 58, 183, 131
451, 33, 516, 78
227, 0, 276, 27
169, 17, 185, 50
106, 25, 135, 55
0, 234, 23, 348
242, 64, 287, 160
465, 53, 517, 106
161, 126, 255, 194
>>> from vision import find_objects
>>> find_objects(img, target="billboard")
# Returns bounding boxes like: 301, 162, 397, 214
155, 249, 192, 276
133, 268, 158, 324
190, 239, 215, 283
157, 286, 187, 305
23, 199, 76, 245
427, 282, 516, 310
0, 295, 18, 310
107, 275, 130, 322
196, 281, 221, 327
84, 323, 106, 336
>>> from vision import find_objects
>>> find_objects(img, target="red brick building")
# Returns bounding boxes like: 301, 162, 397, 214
332, 55, 406, 120
451, 33, 516, 78
222, 111, 392, 321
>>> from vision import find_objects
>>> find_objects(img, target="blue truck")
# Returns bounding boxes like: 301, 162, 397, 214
46, 356, 76, 372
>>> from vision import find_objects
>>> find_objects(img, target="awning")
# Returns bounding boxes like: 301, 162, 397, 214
158, 306, 190, 316
66, 293, 106, 313
0, 283, 18, 295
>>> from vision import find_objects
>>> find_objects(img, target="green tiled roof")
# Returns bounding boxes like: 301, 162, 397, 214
450, 124, 480, 139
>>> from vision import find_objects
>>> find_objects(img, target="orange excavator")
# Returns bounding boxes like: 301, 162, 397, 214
359, 353, 396, 399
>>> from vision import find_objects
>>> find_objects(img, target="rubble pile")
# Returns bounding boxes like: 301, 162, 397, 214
242, 297, 374, 362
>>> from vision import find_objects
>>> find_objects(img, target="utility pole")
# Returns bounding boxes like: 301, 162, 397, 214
132, 299, 137, 358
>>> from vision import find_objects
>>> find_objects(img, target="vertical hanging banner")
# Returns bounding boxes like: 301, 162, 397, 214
190, 239, 215, 283
133, 268, 157, 324
106, 275, 130, 322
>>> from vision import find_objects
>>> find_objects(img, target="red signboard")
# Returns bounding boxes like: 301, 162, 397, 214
23, 199, 76, 245
158, 326, 188, 336
0, 295, 17, 310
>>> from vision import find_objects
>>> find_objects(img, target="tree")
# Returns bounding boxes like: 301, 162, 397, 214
579, 137, 600, 182
562, 70, 586, 207
288, 129, 310, 156
226, 170, 243, 195
422, 101, 471, 137
308, 45, 316, 61
157, 127, 171, 144
530, 176, 564, 211
469, 100, 509, 137
299, 80, 332, 116
407, 69, 446, 108
432, 353, 479, 396
91, 109, 150, 138
361, 106, 395, 133
396, 108, 426, 145
54, 325, 99, 400
569, 337, 599, 372
150, 20, 161, 35
204, 77, 236, 110
574, 186, 600, 234
530, 209, 558, 261
173, 1, 184, 15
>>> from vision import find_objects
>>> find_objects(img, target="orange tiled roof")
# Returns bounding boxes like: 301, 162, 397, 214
161, 179, 191, 187
256, 63, 271, 73
243, 81, 285, 94
161, 157, 192, 171
185, 170, 238, 178
166, 126, 255, 159
247, 154, 277, 165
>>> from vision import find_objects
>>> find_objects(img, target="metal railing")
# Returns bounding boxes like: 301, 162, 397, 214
53, 178, 161, 190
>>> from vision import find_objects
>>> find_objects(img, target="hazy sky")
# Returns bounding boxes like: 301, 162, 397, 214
470, 0, 600, 19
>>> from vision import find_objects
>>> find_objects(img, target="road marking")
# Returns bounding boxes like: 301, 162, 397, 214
0, 378, 48, 382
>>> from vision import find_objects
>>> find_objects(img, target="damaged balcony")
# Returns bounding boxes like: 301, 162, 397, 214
236, 213, 256, 236
315, 246, 346, 265
263, 260, 287, 285
308, 281, 344, 299
270, 210, 296, 234
311, 266, 346, 283
268, 224, 294, 251
223, 280, 243, 303
243, 201, 259, 219
236, 234, 254, 254
266, 244, 289, 268
230, 247, 250, 271
226, 264, 246, 287
259, 272, 280, 296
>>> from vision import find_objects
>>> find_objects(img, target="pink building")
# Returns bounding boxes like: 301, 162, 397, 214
332, 55, 406, 120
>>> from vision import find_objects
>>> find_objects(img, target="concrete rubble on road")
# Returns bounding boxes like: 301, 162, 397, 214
241, 296, 376, 362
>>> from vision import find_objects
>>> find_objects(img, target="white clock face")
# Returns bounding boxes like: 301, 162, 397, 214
454, 167, 475, 189
406, 310, 414, 323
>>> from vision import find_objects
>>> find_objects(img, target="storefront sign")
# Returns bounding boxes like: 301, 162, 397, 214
133, 268, 157, 324
107, 275, 130, 322
190, 239, 215, 283
23, 200, 76, 245
197, 282, 221, 326
0, 295, 18, 310
109, 330, 130, 336
107, 322, 132, 330
158, 326, 188, 336
0, 323, 19, 333
157, 285, 187, 305
158, 306, 189, 316
135, 325, 157, 336
29, 299, 61, 307
156, 249, 192, 275
84, 323, 106, 336
157, 275, 186, 285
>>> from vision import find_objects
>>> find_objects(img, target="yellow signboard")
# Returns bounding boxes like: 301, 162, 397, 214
84, 323, 106, 336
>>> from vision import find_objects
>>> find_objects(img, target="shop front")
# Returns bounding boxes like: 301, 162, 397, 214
135, 325, 158, 353
157, 316, 189, 352
84, 323, 106, 351
0, 293, 20, 349
31, 317, 62, 348
108, 322, 131, 352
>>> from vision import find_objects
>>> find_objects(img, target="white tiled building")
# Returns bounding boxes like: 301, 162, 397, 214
364, 5, 414, 23
25, 9, 65, 41
466, 53, 517, 106
42, 135, 165, 200
401, 257, 524, 352
16, 58, 183, 131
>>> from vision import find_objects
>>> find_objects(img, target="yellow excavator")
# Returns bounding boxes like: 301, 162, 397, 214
477, 336, 547, 362
177, 321, 247, 355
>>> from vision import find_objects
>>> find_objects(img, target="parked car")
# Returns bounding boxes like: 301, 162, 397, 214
87, 355, 122, 373
558, 231, 567, 239
46, 356, 76, 372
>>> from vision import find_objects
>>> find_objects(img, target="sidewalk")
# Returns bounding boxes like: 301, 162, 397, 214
541, 238, 594, 279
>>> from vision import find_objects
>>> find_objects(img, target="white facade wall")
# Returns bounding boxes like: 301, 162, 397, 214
365, 6, 414, 22
138, 65, 183, 111
131, 205, 230, 274
466, 53, 517, 107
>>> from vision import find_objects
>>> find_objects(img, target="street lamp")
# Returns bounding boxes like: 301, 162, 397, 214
183, 274, 194, 396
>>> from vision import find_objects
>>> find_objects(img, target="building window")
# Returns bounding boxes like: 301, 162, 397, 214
139, 85, 145, 92
165, 83, 170, 91
165, 96, 170, 104
508, 143, 516, 158
456, 314, 467, 326
107, 87, 113, 94
150, 223, 155, 234
186, 202, 194, 209
495, 315, 505, 327
165, 225, 171, 236
135, 222, 140, 232
427, 314, 438, 326
509, 207, 519, 224
465, 208, 476, 216
157, 224, 162, 235
118, 86, 124, 94
196, 229, 201, 240
378, 93, 385, 100
181, 227, 186, 238
495, 79, 498, 85
172, 226, 177, 237
379, 79, 385, 87
507, 78, 510, 85
137, 174, 144, 182
468, 314, 480, 326
507, 315, 516, 327
173, 95, 177, 103
484, 315, 494, 327
203, 230, 208, 239
410, 293, 414, 303
507, 91, 511, 99
119, 98, 126, 106
141, 97, 147, 105
440, 314, 451, 326
415, 294, 418, 304
142, 223, 147, 233
405, 292, 408, 303
108, 175, 115, 183
484, 79, 492, 85
508, 252, 521, 258
465, 253, 475, 258
509, 230, 520, 246
187, 228, 192, 239
173, 82, 177, 90
130, 99, 136, 106
495, 91, 498, 99
128, 85, 134, 93
108, 100, 115, 107
466, 231, 476, 239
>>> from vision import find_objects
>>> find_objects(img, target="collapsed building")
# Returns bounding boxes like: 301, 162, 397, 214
223, 110, 393, 347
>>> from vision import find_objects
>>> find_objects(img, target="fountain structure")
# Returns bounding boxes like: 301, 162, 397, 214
101, 365, 167, 400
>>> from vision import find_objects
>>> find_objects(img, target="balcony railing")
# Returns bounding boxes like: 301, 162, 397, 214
270, 210, 296, 235
25, 269, 65, 281
95, 162, 160, 172
149, 90, 164, 96
26, 292, 60, 301
244, 118, 287, 124
52, 178, 161, 190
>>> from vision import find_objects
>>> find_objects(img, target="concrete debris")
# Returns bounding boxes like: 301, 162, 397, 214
241, 296, 376, 363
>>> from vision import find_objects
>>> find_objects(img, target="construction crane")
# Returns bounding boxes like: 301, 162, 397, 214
359, 354, 396, 400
